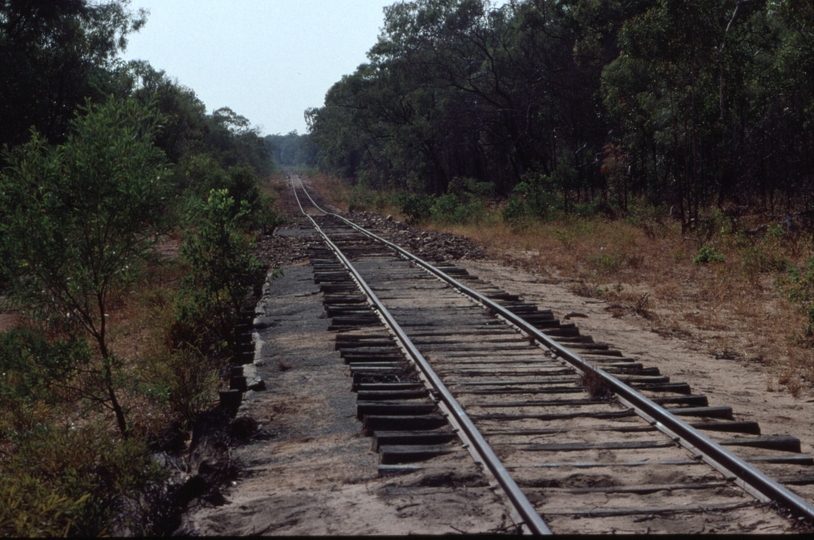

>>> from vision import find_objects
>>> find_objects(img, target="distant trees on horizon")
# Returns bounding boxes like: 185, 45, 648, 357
305, 0, 814, 227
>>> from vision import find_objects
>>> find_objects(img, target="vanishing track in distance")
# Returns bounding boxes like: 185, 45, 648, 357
290, 175, 814, 534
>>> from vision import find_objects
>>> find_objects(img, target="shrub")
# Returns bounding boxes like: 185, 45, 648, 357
430, 193, 469, 224
0, 474, 89, 537
182, 156, 280, 232
346, 184, 377, 212
165, 349, 219, 422
0, 328, 91, 436
1, 423, 163, 537
398, 192, 434, 224
693, 246, 725, 265
173, 189, 266, 361
0, 97, 172, 437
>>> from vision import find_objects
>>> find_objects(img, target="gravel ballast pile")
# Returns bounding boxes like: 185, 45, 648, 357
344, 211, 486, 261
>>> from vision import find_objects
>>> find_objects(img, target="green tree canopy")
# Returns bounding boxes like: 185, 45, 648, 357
0, 0, 146, 149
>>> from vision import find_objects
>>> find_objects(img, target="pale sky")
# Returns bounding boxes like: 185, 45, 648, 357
121, 0, 395, 136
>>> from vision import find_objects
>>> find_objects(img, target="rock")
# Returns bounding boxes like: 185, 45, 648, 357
247, 377, 266, 391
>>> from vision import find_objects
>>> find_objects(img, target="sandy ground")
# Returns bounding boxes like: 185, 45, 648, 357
178, 246, 814, 536
178, 263, 515, 536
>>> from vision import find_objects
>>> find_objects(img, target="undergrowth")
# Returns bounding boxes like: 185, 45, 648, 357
0, 189, 276, 536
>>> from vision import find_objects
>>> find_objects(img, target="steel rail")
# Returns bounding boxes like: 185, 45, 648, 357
291, 179, 552, 535
295, 178, 814, 522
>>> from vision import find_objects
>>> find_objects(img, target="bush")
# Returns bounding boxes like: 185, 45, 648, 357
502, 177, 558, 222
165, 349, 219, 422
182, 156, 279, 232
430, 193, 469, 224
398, 192, 434, 224
0, 473, 89, 537
0, 97, 172, 437
0, 328, 91, 436
693, 246, 725, 265
173, 189, 266, 361
346, 184, 377, 212
0, 423, 163, 537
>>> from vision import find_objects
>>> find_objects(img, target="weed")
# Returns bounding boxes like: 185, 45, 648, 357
780, 256, 814, 337
590, 251, 624, 275
581, 370, 613, 401
634, 292, 650, 315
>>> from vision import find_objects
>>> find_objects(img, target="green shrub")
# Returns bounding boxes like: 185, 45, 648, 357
0, 329, 91, 437
398, 192, 434, 224
503, 176, 559, 222
173, 189, 266, 361
781, 257, 814, 337
1, 423, 163, 537
0, 473, 89, 537
693, 246, 725, 265
431, 193, 469, 224
165, 349, 219, 422
346, 184, 377, 212
182, 156, 279, 231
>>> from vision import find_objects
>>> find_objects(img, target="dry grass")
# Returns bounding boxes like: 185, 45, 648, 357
449, 214, 814, 395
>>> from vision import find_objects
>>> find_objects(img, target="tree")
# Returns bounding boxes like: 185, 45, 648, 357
0, 97, 171, 437
0, 0, 146, 149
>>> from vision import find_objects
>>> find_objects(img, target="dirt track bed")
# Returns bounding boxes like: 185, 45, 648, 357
177, 263, 513, 535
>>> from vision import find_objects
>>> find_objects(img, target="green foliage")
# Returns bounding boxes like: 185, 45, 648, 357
0, 329, 91, 435
180, 155, 279, 231
174, 189, 266, 361
0, 423, 163, 537
144, 348, 218, 423
693, 246, 725, 265
430, 193, 467, 224
346, 184, 379, 212
0, 98, 171, 323
0, 96, 172, 437
205, 107, 273, 176
265, 131, 318, 168
398, 192, 435, 224
426, 186, 489, 226
1, 328, 163, 536
0, 474, 90, 537
502, 180, 553, 222
308, 0, 814, 217
0, 0, 147, 148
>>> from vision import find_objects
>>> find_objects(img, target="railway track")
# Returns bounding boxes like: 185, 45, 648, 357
289, 175, 814, 534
